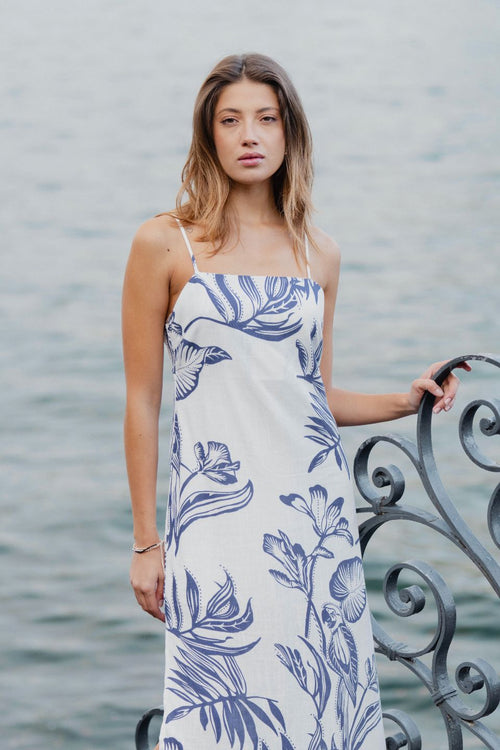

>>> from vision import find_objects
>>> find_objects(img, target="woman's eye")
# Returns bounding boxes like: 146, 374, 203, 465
221, 117, 238, 125
261, 116, 277, 123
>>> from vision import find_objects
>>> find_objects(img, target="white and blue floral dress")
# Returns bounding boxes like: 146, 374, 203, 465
159, 224, 385, 750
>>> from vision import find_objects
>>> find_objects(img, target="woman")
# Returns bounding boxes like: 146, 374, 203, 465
123, 53, 464, 750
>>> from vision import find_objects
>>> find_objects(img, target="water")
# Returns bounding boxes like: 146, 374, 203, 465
1, 0, 499, 747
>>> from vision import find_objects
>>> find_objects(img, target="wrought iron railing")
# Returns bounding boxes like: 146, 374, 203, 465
356, 353, 500, 749
135, 353, 500, 749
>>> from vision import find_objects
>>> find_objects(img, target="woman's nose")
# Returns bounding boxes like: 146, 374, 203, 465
241, 123, 258, 145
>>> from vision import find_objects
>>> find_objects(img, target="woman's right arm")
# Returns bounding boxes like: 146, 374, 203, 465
122, 219, 172, 622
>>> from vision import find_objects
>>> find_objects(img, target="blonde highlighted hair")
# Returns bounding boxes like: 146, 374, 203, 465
173, 53, 315, 258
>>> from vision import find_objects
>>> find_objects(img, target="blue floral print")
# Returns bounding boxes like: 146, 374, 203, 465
164, 570, 291, 749
264, 484, 382, 750
166, 313, 231, 400
166, 416, 253, 552
183, 273, 319, 341
296, 327, 349, 474
163, 739, 183, 750
264, 485, 353, 644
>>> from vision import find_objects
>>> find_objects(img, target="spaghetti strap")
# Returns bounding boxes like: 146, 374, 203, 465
175, 218, 199, 274
304, 235, 312, 280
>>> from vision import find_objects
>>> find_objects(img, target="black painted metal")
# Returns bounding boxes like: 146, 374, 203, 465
135, 353, 500, 749
135, 707, 163, 750
355, 354, 500, 749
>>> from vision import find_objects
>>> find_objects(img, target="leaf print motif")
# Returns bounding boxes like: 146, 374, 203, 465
329, 557, 367, 623
166, 313, 231, 400
295, 327, 350, 475
351, 701, 383, 750
176, 481, 253, 548
305, 393, 349, 474
364, 656, 380, 693
163, 739, 184, 750
275, 638, 332, 722
174, 341, 231, 400
308, 719, 328, 750
281, 736, 295, 750
275, 644, 308, 690
298, 637, 331, 719
296, 339, 324, 392
165, 571, 286, 748
186, 274, 310, 341
263, 530, 312, 592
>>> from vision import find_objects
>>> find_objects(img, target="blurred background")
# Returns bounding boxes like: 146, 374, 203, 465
0, 0, 498, 747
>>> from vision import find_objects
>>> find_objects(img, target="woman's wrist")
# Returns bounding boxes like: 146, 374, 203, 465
132, 540, 163, 553
395, 391, 418, 418
133, 527, 161, 549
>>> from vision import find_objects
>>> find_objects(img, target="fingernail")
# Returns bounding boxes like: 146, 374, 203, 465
444, 404, 452, 412
444, 397, 451, 405
433, 406, 441, 414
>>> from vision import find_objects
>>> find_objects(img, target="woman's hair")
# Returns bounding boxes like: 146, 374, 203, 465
173, 53, 315, 258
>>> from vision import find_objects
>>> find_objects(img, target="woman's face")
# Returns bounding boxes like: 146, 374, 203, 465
212, 79, 286, 185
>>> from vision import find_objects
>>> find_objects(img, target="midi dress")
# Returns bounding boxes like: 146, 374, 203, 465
159, 223, 385, 750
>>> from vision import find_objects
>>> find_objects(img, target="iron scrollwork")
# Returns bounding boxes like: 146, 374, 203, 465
355, 354, 500, 748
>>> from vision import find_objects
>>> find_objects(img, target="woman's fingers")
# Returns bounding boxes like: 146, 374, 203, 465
130, 554, 166, 622
410, 359, 471, 414
134, 582, 166, 622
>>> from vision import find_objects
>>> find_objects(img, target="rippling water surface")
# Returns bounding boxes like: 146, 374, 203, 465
1, 1, 499, 747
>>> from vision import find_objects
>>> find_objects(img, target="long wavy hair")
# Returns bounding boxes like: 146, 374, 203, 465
173, 53, 315, 259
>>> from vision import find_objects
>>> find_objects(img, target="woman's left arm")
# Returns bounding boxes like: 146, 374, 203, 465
316, 232, 470, 427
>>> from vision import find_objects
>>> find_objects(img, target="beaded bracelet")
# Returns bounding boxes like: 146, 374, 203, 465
132, 541, 163, 554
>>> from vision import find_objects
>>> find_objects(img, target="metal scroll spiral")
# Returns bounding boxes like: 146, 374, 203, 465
354, 354, 500, 749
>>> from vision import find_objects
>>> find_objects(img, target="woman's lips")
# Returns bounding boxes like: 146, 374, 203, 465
238, 153, 264, 166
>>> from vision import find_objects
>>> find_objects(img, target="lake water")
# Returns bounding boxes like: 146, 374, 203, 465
1, 0, 499, 747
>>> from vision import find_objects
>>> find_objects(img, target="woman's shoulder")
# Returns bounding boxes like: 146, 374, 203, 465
310, 225, 341, 260
131, 212, 180, 253
309, 225, 341, 289
127, 212, 198, 303
128, 212, 191, 273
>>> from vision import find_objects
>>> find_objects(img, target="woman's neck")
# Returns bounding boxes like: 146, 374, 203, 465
227, 181, 282, 228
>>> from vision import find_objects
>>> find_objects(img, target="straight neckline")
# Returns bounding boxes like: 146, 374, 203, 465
194, 268, 321, 286
166, 270, 323, 326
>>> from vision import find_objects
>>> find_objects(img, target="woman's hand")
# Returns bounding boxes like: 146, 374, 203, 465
130, 548, 165, 622
408, 360, 472, 415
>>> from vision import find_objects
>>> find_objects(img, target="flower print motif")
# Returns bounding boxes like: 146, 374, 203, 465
185, 274, 312, 341
165, 313, 232, 400
329, 557, 367, 623
194, 441, 240, 484
280, 485, 353, 543
263, 530, 312, 591
321, 603, 358, 705
167, 434, 253, 552
171, 571, 255, 647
